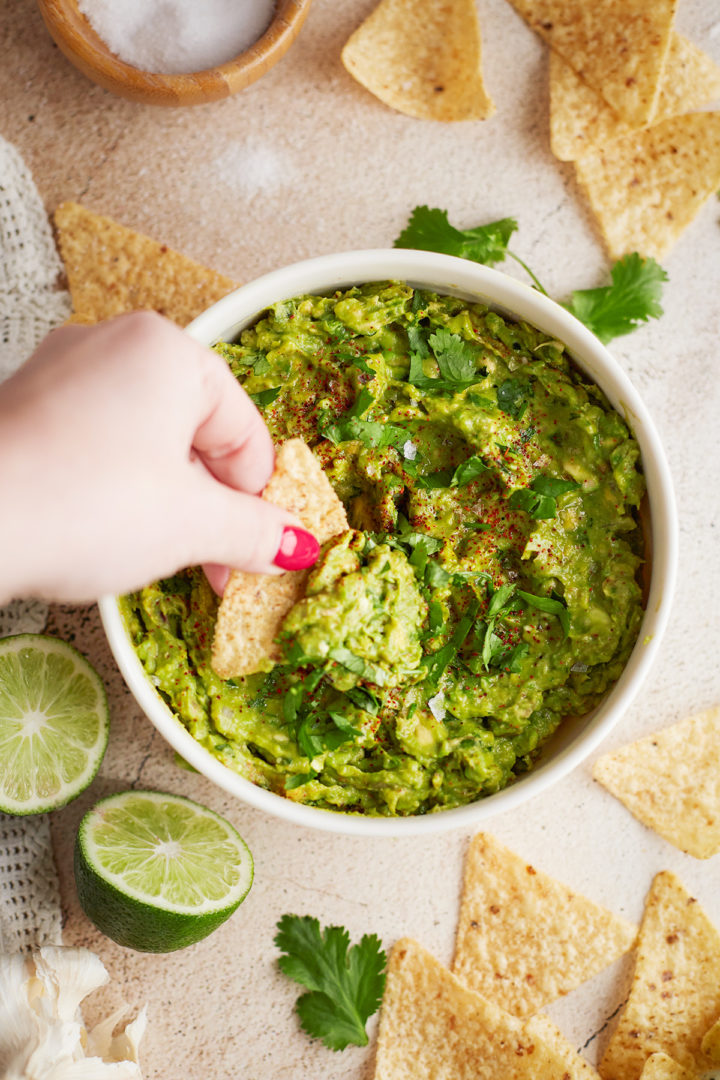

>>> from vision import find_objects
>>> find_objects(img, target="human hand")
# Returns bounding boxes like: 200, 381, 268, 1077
0, 311, 319, 603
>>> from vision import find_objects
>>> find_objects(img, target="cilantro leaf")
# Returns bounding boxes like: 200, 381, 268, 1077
285, 771, 317, 790
275, 915, 386, 1051
450, 455, 489, 487
429, 328, 478, 383
249, 386, 281, 407
424, 600, 481, 687
394, 205, 517, 267
407, 331, 485, 393
508, 475, 579, 519
496, 378, 530, 419
323, 416, 407, 450
566, 254, 668, 344
328, 646, 387, 687
517, 589, 570, 638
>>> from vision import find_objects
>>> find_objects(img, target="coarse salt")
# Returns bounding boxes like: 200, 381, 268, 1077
403, 440, 418, 461
78, 0, 277, 75
427, 691, 446, 722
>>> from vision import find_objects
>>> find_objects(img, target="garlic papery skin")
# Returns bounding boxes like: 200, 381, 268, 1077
0, 947, 145, 1080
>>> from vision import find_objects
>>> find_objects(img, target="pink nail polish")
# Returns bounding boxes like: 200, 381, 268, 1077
273, 526, 320, 570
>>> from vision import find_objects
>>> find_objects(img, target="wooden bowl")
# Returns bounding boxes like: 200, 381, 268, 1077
36, 0, 313, 106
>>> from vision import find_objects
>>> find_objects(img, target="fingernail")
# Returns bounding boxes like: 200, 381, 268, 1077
273, 526, 320, 571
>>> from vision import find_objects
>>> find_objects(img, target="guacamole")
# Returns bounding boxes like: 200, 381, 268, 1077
121, 282, 646, 816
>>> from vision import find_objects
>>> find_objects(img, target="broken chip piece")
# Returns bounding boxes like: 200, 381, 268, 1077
599, 871, 720, 1080
593, 705, 720, 859
550, 33, 720, 161
574, 112, 720, 259
505, 0, 677, 126
375, 937, 599, 1079
452, 833, 636, 1016
211, 438, 348, 681
341, 0, 495, 122
54, 201, 238, 326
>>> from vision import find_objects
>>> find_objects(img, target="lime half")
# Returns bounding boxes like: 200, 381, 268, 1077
74, 790, 254, 952
0, 634, 109, 814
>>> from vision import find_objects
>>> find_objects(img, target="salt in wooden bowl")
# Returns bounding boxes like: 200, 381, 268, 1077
36, 0, 313, 106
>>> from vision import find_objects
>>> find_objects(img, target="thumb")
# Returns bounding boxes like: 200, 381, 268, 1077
184, 480, 320, 582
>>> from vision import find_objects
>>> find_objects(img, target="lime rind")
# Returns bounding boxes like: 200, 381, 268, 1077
75, 790, 254, 952
0, 634, 109, 815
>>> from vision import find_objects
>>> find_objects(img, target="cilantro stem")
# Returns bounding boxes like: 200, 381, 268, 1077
505, 251, 550, 296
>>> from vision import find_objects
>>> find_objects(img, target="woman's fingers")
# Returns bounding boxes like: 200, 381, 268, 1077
193, 348, 276, 494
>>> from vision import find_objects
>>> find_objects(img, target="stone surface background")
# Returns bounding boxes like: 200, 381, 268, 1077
1, 0, 720, 1076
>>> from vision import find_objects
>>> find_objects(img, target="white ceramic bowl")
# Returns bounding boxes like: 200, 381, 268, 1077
99, 250, 678, 837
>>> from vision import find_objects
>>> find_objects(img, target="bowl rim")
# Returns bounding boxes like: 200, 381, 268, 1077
99, 248, 678, 837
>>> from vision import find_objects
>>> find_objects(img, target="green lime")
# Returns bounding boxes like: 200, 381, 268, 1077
74, 790, 254, 952
0, 634, 109, 814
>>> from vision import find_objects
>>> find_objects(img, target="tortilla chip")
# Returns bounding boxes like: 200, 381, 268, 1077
341, 0, 495, 122
593, 706, 720, 859
550, 34, 720, 161
375, 937, 599, 1079
211, 439, 348, 680
505, 0, 677, 126
452, 833, 636, 1017
639, 1053, 698, 1080
54, 202, 238, 326
574, 112, 720, 259
701, 1016, 720, 1062
599, 871, 720, 1080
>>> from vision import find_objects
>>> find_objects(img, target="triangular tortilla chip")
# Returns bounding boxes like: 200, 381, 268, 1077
550, 34, 720, 161
54, 202, 238, 326
375, 937, 600, 1079
639, 1053, 698, 1080
505, 0, 677, 126
593, 706, 720, 859
341, 0, 495, 122
574, 112, 720, 259
452, 833, 636, 1016
211, 439, 348, 680
599, 872, 720, 1080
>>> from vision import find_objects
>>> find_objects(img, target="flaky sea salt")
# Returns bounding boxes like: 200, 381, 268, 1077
427, 692, 446, 722
78, 0, 277, 75
402, 440, 418, 461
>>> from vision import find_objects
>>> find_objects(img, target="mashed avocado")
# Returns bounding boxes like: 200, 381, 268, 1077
121, 282, 646, 816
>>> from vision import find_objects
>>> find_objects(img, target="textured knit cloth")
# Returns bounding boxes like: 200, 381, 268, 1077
0, 133, 71, 951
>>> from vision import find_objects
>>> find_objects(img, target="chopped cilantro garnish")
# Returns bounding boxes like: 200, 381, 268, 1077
285, 771, 317, 790
508, 475, 579, 519
424, 600, 481, 688
323, 416, 407, 450
275, 914, 386, 1051
407, 329, 485, 392
496, 378, 530, 419
249, 386, 281, 407
328, 647, 386, 687
517, 589, 570, 638
450, 455, 489, 487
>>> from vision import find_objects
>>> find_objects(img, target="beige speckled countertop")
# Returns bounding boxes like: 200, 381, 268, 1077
2, 1, 720, 1077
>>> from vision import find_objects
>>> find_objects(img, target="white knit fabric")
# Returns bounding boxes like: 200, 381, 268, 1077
0, 134, 71, 952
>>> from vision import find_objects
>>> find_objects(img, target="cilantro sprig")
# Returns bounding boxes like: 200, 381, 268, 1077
275, 915, 386, 1051
395, 206, 668, 344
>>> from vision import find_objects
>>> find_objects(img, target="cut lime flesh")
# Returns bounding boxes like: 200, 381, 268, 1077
75, 790, 254, 952
0, 634, 109, 814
